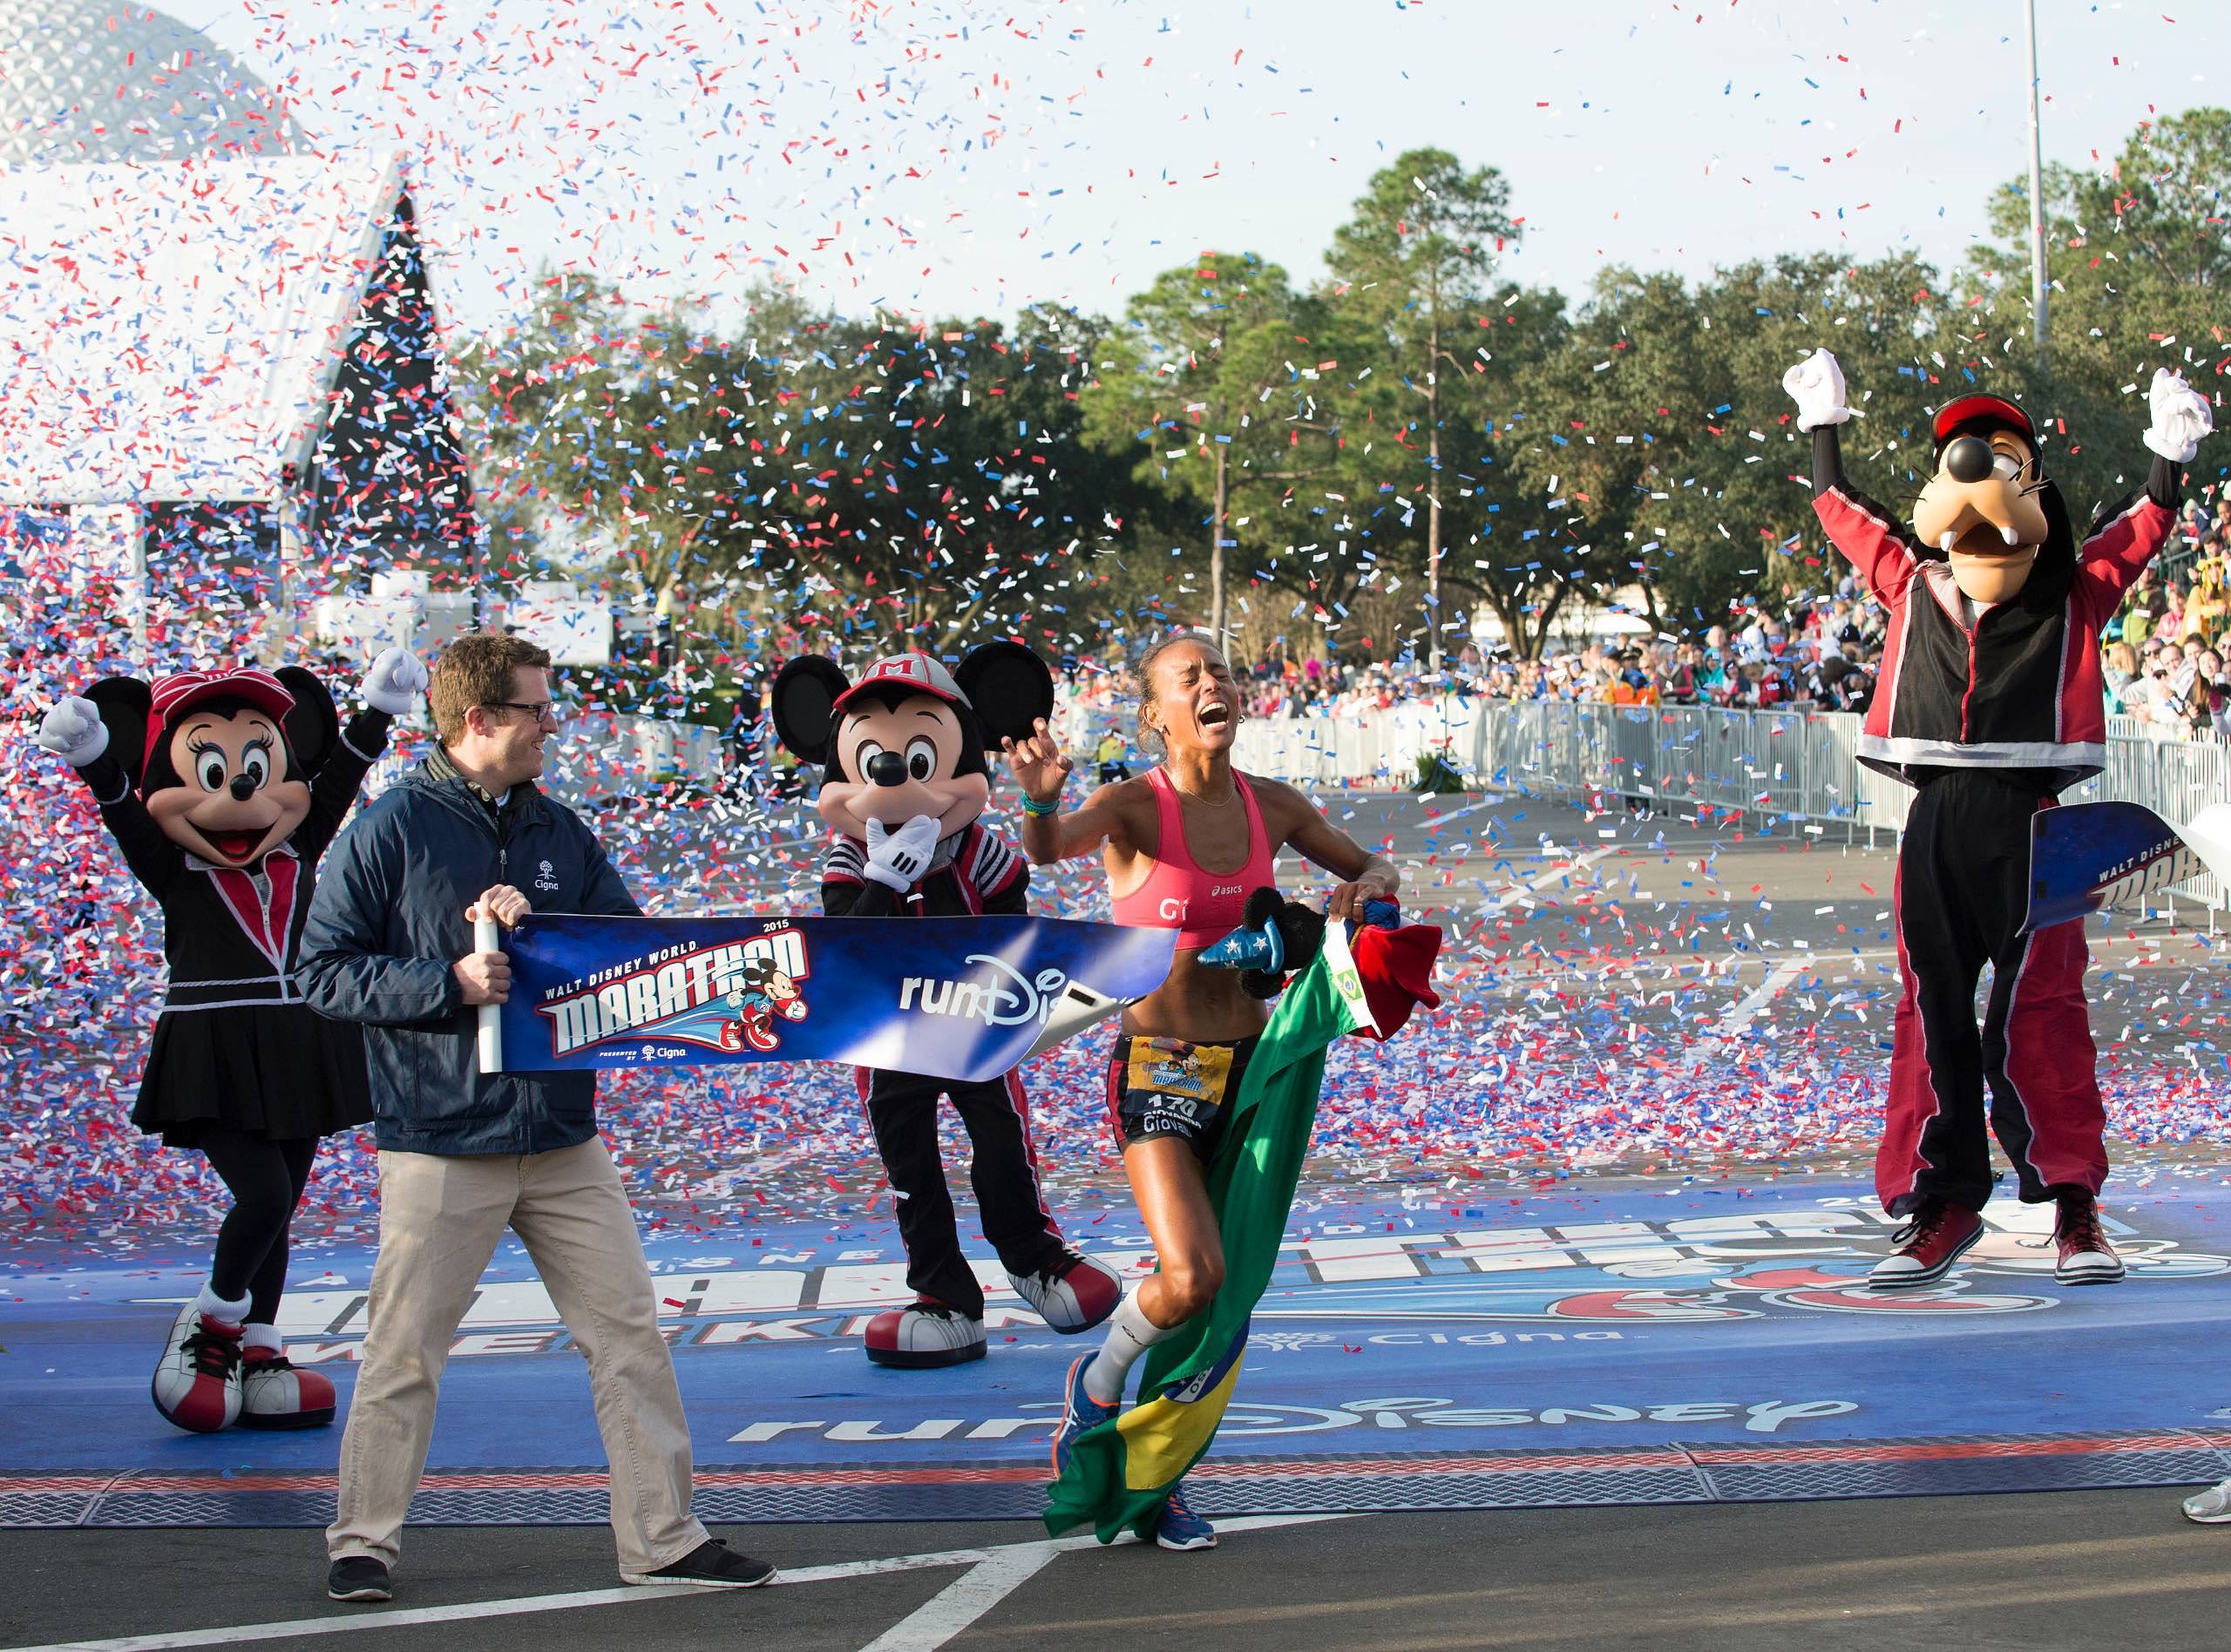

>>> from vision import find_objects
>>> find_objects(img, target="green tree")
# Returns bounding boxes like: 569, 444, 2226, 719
1324, 148, 1520, 666
1971, 107, 2231, 520
1082, 254, 1332, 647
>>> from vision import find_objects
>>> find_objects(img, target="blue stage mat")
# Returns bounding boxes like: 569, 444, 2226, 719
8, 1177, 2231, 1526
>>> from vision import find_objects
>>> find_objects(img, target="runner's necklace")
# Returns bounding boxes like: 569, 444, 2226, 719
1163, 765, 1237, 808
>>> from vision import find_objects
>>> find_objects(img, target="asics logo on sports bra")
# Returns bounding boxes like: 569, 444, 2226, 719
899, 953, 1068, 1027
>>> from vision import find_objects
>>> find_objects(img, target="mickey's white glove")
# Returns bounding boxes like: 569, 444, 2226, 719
2143, 368, 2214, 464
1782, 348, 1854, 431
862, 813, 941, 892
360, 645, 429, 716
37, 696, 108, 768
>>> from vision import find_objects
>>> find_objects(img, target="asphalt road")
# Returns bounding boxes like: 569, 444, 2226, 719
6, 1489, 2230, 1651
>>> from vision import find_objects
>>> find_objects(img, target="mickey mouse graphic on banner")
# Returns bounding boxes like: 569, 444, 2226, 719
772, 641, 1122, 1368
37, 647, 427, 1432
1787, 347, 2211, 1292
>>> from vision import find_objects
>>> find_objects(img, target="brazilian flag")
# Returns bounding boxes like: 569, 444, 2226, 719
1042, 924, 1376, 1543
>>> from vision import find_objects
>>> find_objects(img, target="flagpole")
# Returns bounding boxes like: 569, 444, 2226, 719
2024, 0, 2049, 373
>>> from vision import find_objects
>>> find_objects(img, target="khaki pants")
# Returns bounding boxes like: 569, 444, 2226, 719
326, 1138, 709, 1575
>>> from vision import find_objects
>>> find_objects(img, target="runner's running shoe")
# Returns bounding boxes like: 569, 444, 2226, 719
2182, 1479, 2231, 1523
2051, 1192, 2125, 1285
1155, 1481, 1217, 1551
1867, 1200, 1983, 1290
1051, 1353, 1117, 1477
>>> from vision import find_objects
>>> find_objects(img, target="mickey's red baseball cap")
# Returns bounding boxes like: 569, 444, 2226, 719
831, 651, 973, 713
1932, 394, 2033, 446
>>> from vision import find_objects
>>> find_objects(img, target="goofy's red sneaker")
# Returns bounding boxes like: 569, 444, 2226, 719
1868, 1200, 1983, 1290
2051, 1192, 2126, 1286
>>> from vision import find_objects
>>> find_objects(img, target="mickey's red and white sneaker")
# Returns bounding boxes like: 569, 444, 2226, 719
1008, 1248, 1122, 1334
863, 1299, 987, 1369
2051, 1193, 2126, 1286
240, 1339, 336, 1429
152, 1303, 243, 1433
1868, 1200, 1983, 1290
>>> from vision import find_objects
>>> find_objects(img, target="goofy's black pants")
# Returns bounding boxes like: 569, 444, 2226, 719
1881, 768, 2106, 1216
856, 1066, 1065, 1317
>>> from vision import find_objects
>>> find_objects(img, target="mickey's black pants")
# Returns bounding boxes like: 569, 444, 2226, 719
855, 1066, 1065, 1318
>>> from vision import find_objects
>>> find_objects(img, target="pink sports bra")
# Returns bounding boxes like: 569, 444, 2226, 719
1110, 767, 1278, 950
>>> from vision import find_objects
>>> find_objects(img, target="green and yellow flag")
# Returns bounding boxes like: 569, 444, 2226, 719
1043, 924, 1376, 1543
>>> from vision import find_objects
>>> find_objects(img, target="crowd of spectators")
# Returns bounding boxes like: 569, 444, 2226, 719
2099, 496, 2231, 739
1054, 498, 2231, 748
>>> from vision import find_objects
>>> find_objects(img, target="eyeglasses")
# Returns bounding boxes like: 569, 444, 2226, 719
487, 701, 565, 724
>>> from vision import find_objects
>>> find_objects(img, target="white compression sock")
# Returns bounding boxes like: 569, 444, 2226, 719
1083, 1293, 1176, 1406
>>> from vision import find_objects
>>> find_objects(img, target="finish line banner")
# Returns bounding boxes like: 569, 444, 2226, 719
2023, 802, 2207, 935
492, 914, 1177, 1083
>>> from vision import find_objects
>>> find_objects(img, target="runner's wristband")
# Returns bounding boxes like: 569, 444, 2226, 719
1020, 793, 1061, 817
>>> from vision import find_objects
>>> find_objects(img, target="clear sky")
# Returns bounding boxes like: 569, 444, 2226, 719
167, 0, 2230, 335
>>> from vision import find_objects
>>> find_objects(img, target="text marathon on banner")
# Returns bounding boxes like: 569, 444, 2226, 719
495, 914, 1176, 1083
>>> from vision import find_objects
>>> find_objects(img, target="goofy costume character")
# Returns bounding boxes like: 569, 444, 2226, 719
1787, 349, 2212, 1289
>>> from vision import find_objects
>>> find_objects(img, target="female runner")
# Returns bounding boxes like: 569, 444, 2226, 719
1003, 635, 1399, 1551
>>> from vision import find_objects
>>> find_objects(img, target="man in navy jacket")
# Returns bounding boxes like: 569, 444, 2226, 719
298, 633, 772, 1603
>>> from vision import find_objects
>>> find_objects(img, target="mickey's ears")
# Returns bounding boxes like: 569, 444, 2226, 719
771, 656, 851, 760
953, 642, 1053, 748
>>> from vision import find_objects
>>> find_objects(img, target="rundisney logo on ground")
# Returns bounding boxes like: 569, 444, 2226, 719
724, 1395, 1861, 1444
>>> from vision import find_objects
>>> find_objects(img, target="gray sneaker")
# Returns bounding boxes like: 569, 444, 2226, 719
2182, 1478, 2231, 1523
326, 1555, 392, 1602
622, 1538, 776, 1588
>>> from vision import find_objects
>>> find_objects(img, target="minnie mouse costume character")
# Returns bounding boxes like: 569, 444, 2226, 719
773, 643, 1122, 1368
1787, 349, 2213, 1290
37, 647, 428, 1431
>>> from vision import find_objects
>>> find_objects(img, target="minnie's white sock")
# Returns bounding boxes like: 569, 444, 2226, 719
194, 1279, 250, 1327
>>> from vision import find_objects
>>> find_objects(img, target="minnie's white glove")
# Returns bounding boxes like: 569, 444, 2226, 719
37, 696, 108, 768
2143, 368, 2214, 464
360, 646, 429, 716
863, 813, 940, 892
1782, 348, 1854, 432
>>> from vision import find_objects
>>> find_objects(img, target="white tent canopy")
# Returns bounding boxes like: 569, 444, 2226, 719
0, 152, 405, 506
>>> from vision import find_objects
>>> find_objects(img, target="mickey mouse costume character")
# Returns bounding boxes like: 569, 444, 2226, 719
1787, 349, 2213, 1290
36, 647, 427, 1431
773, 643, 1122, 1368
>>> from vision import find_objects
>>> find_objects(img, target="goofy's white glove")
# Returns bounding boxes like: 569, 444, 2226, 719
2143, 368, 2214, 464
37, 696, 108, 768
360, 646, 429, 716
1783, 348, 1854, 432
863, 813, 941, 892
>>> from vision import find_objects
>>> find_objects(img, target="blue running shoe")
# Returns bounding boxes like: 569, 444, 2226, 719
1051, 1353, 1117, 1477
1155, 1480, 1217, 1551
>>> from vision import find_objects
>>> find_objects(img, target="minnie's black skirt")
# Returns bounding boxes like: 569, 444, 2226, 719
131, 1005, 373, 1147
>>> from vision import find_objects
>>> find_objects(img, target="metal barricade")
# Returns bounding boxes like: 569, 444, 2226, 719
1234, 695, 2222, 907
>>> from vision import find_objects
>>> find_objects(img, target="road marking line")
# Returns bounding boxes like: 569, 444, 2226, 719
0, 1516, 1357, 1652
852, 1541, 1060, 1652
1712, 957, 1809, 1039
1482, 848, 1617, 917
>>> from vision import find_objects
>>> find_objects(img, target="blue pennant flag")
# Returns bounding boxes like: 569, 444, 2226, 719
493, 914, 1176, 1083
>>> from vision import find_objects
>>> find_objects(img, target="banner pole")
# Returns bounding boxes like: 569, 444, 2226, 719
476, 913, 503, 1074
